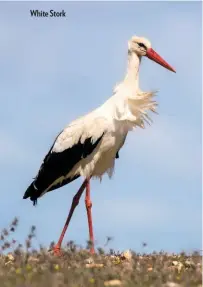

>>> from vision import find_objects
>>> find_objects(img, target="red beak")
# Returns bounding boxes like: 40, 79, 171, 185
146, 48, 176, 73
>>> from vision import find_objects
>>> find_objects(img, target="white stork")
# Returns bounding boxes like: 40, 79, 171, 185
23, 35, 175, 255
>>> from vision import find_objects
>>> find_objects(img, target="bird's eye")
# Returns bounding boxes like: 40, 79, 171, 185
138, 43, 147, 49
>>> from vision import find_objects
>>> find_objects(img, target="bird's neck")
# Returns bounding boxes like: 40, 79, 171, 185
100, 52, 142, 114
124, 52, 141, 89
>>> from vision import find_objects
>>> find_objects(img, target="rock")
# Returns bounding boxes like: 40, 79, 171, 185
85, 263, 104, 268
172, 261, 178, 266
5, 253, 15, 266
7, 253, 14, 261
184, 260, 195, 268
104, 279, 122, 286
172, 261, 183, 273
163, 282, 181, 287
5, 261, 13, 266
84, 257, 94, 264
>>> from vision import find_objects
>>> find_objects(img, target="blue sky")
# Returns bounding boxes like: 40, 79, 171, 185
0, 1, 201, 253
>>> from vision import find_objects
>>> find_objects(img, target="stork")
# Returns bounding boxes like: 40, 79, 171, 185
23, 36, 175, 255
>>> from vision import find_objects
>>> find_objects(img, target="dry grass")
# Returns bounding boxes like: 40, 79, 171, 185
0, 218, 202, 287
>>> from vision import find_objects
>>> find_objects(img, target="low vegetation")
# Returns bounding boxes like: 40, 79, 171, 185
0, 218, 202, 287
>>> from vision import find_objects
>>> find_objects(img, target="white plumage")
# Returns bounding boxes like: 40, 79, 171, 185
52, 91, 157, 182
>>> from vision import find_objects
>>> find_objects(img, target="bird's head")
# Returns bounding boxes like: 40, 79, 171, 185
128, 35, 176, 73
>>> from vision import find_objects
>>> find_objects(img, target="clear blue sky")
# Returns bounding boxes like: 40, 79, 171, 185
0, 2, 201, 253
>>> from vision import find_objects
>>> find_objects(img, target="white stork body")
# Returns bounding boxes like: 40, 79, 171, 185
46, 53, 156, 192
24, 47, 158, 203
23, 35, 175, 255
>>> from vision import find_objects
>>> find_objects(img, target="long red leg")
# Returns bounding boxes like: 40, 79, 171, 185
85, 179, 95, 254
53, 178, 88, 256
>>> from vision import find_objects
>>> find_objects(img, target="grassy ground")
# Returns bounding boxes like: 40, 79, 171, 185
0, 218, 202, 287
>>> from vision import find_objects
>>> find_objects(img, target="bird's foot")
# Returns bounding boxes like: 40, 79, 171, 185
52, 244, 63, 257
90, 248, 95, 255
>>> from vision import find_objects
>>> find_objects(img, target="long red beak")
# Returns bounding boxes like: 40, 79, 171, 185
146, 48, 176, 73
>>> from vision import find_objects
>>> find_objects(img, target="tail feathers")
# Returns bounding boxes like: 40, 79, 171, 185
23, 182, 40, 206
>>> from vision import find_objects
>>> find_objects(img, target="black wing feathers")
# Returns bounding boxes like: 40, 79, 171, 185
23, 133, 104, 203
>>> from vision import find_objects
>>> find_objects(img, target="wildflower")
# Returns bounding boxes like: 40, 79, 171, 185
89, 278, 95, 283
54, 264, 60, 270
16, 268, 22, 274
